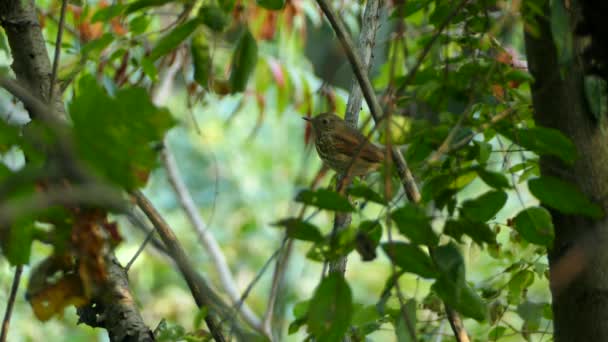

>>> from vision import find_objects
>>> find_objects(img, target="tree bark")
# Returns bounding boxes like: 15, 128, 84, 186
524, 1, 608, 341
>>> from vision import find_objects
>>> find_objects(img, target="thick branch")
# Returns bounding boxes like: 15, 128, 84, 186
77, 257, 154, 342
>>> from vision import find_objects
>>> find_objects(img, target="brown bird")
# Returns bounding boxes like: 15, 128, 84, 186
303, 113, 384, 177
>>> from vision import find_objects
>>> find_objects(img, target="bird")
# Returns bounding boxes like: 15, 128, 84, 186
303, 113, 385, 177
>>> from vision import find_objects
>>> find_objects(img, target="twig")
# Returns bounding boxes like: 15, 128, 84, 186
396, 0, 470, 92
428, 108, 514, 163
48, 0, 68, 102
0, 265, 22, 342
125, 227, 156, 272
315, 0, 471, 340
161, 143, 267, 337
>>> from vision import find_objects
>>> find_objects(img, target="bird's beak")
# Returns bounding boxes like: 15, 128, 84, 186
302, 117, 311, 121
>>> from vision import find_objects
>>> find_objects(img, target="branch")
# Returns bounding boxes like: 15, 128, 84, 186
150, 51, 266, 337
48, 0, 68, 102
396, 0, 470, 92
132, 191, 257, 341
0, 0, 66, 121
161, 144, 267, 336
314, 0, 418, 203
77, 256, 154, 342
315, 0, 471, 340
0, 265, 22, 342
329, 0, 383, 277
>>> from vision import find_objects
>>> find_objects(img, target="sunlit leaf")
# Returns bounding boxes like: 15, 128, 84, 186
191, 34, 211, 87
149, 19, 201, 61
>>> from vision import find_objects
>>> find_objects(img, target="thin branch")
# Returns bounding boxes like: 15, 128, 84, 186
161, 143, 267, 337
314, 0, 418, 203
315, 1, 471, 341
396, 0, 470, 92
133, 190, 255, 342
48, 0, 68, 102
427, 108, 514, 163
329, 0, 383, 277
150, 50, 267, 338
0, 265, 22, 342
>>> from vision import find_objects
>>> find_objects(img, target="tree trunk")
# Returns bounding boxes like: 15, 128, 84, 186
524, 1, 608, 341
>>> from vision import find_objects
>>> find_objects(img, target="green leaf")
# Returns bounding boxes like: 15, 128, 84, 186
517, 301, 545, 331
381, 242, 437, 278
198, 5, 228, 32
393, 299, 416, 342
474, 141, 492, 164
2, 217, 35, 265
126, 0, 173, 14
272, 218, 324, 242
347, 184, 386, 204
584, 75, 608, 121
512, 207, 554, 247
507, 270, 534, 304
476, 168, 510, 189
140, 57, 158, 82
355, 221, 382, 261
70, 76, 175, 189
92, 4, 127, 22
391, 204, 438, 246
512, 126, 577, 165
528, 176, 603, 219
149, 19, 201, 61
191, 34, 211, 87
81, 33, 114, 56
422, 169, 477, 202
219, 0, 236, 12
431, 243, 486, 321
0, 120, 20, 152
229, 28, 258, 93
461, 190, 507, 222
432, 243, 465, 283
391, 0, 431, 18
256, 0, 285, 10
295, 189, 355, 212
308, 274, 353, 341
444, 219, 495, 246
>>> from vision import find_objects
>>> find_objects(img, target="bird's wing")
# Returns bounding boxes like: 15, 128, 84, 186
333, 131, 384, 164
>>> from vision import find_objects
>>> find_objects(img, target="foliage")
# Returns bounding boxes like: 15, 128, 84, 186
0, 0, 600, 341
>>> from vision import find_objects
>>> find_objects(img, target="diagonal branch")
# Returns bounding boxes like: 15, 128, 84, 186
314, 0, 471, 341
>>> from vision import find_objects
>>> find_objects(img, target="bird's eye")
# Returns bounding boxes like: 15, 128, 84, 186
322, 118, 329, 125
